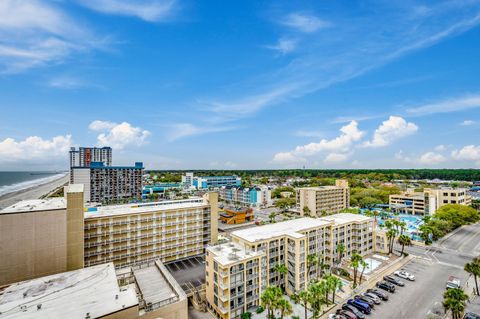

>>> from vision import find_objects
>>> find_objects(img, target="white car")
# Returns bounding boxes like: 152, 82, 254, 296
394, 270, 415, 281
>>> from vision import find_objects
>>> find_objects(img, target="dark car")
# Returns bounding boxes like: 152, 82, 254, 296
354, 295, 375, 308
336, 309, 356, 319
342, 303, 366, 319
464, 312, 480, 319
376, 280, 396, 293
384, 275, 405, 286
347, 299, 371, 314
367, 288, 389, 301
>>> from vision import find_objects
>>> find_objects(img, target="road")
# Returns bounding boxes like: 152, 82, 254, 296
369, 223, 480, 319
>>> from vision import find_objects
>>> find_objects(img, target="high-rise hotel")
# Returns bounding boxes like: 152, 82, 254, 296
206, 213, 373, 319
0, 185, 218, 286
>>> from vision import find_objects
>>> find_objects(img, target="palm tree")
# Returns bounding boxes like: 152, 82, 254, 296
443, 288, 468, 319
307, 254, 318, 283
260, 286, 282, 319
317, 254, 326, 279
308, 281, 327, 317
464, 261, 480, 295
358, 260, 368, 284
386, 229, 397, 254
303, 206, 312, 217
398, 234, 412, 256
273, 263, 288, 291
297, 290, 310, 319
330, 276, 343, 304
276, 298, 293, 319
419, 224, 433, 245
269, 212, 277, 223
337, 243, 346, 265
350, 253, 363, 288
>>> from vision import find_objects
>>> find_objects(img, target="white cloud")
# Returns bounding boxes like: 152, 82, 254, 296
281, 13, 330, 33
406, 95, 480, 116
324, 152, 350, 164
166, 123, 232, 141
363, 116, 418, 148
0, 0, 104, 73
451, 145, 480, 161
0, 135, 72, 162
77, 0, 176, 22
272, 152, 307, 164
461, 120, 476, 126
209, 161, 238, 169
419, 151, 446, 164
273, 121, 364, 163
395, 150, 413, 163
434, 144, 446, 151
293, 130, 324, 138
265, 38, 297, 55
89, 120, 150, 149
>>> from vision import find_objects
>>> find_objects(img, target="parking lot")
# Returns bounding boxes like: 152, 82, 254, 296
366, 258, 468, 319
165, 255, 206, 296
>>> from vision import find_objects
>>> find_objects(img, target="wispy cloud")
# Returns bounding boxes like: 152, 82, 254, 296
461, 119, 476, 126
293, 130, 324, 138
166, 123, 233, 142
406, 95, 480, 116
265, 38, 297, 55
0, 0, 107, 73
77, 0, 177, 22
47, 75, 99, 89
197, 1, 480, 127
281, 13, 331, 33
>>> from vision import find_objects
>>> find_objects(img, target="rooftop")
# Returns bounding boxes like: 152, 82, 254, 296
297, 186, 346, 190
320, 213, 373, 225
207, 241, 264, 266
0, 263, 138, 319
231, 217, 332, 242
0, 198, 66, 215
84, 197, 208, 218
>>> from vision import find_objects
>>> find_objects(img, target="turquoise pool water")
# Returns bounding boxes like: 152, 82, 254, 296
362, 210, 424, 241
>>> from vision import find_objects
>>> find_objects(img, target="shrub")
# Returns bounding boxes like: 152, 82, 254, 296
256, 306, 264, 314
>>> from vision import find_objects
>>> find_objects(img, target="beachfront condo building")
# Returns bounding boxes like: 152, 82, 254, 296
69, 146, 113, 168
218, 185, 272, 207
182, 172, 241, 189
0, 186, 218, 286
206, 213, 373, 319
71, 161, 144, 203
296, 180, 350, 216
389, 187, 472, 215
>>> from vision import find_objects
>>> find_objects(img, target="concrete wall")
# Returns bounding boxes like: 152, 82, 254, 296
208, 192, 219, 244
66, 185, 85, 271
0, 208, 67, 286
139, 299, 188, 319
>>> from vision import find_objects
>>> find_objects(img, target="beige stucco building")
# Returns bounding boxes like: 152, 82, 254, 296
0, 185, 85, 286
205, 213, 373, 319
296, 180, 350, 216
389, 188, 472, 215
0, 188, 218, 286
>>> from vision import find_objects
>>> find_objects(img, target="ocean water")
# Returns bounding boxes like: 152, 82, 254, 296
0, 172, 67, 197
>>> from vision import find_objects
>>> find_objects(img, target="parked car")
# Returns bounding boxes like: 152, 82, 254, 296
446, 276, 461, 289
464, 312, 480, 319
376, 281, 396, 293
354, 295, 376, 308
336, 309, 356, 319
342, 303, 366, 319
384, 275, 405, 286
329, 313, 347, 319
394, 270, 415, 281
367, 288, 389, 301
361, 292, 381, 304
347, 299, 371, 314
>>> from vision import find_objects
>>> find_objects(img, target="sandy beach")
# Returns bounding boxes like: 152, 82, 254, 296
0, 174, 70, 210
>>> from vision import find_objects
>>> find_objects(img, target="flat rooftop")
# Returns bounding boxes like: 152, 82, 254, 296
133, 261, 185, 307
85, 197, 208, 218
231, 217, 332, 243
0, 263, 138, 319
320, 213, 372, 225
165, 256, 205, 296
0, 198, 66, 214
207, 241, 264, 266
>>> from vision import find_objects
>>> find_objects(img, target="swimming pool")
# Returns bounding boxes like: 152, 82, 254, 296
362, 210, 424, 241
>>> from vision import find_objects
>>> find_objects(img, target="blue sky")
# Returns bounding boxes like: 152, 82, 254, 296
1, 0, 480, 170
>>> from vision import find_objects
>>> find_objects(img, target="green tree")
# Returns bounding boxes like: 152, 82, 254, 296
260, 286, 282, 319
359, 260, 368, 284
350, 253, 363, 288
442, 288, 468, 319
269, 212, 277, 223
329, 276, 343, 304
241, 312, 252, 319
273, 263, 288, 291
276, 298, 293, 319
303, 206, 312, 217
307, 254, 318, 283
398, 234, 412, 256
337, 243, 346, 265
297, 290, 310, 319
465, 260, 480, 296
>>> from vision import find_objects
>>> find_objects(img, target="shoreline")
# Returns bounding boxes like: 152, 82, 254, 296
0, 174, 70, 210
